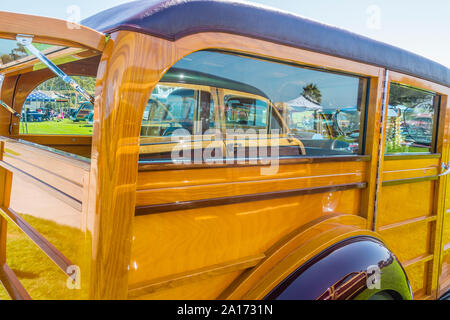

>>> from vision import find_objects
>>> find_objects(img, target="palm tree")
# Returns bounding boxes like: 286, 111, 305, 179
302, 83, 322, 105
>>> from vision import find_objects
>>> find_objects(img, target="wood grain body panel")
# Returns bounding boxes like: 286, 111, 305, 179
389, 71, 450, 96
136, 161, 367, 206
136, 183, 367, 215
0, 11, 105, 51
439, 93, 450, 297
0, 13, 448, 300
360, 71, 386, 230
382, 158, 440, 183
86, 32, 171, 299
129, 190, 362, 290
139, 155, 371, 172
15, 135, 92, 158
379, 219, 432, 263
439, 251, 450, 296
0, 138, 89, 202
384, 72, 449, 299
89, 31, 384, 299
128, 254, 265, 298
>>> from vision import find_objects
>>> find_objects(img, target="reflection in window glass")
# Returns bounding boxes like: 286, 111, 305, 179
0, 39, 56, 68
385, 83, 437, 154
140, 50, 368, 162
20, 76, 95, 135
142, 85, 197, 137
225, 96, 268, 130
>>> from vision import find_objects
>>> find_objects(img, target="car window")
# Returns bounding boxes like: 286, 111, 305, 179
20, 76, 95, 135
385, 83, 438, 154
139, 50, 369, 163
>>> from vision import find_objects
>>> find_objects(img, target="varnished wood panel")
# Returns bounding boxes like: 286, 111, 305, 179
136, 161, 367, 206
379, 71, 449, 299
0, 138, 89, 202
15, 135, 92, 159
378, 182, 435, 227
389, 71, 450, 96
86, 31, 170, 299
89, 31, 384, 299
404, 261, 429, 299
439, 251, 450, 295
382, 158, 440, 182
379, 220, 432, 263
0, 11, 105, 51
130, 190, 362, 289
128, 254, 264, 299
360, 71, 386, 230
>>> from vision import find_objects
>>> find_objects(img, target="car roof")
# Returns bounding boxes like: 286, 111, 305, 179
82, 0, 450, 87
160, 67, 269, 98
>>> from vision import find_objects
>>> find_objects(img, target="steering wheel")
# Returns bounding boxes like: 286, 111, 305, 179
330, 139, 350, 151
334, 110, 359, 136
331, 139, 339, 151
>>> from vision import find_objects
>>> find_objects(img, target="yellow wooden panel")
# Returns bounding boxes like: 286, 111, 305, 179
379, 221, 431, 262
137, 160, 366, 190
130, 189, 361, 287
443, 212, 450, 247
404, 261, 428, 298
378, 181, 435, 227
383, 158, 440, 172
439, 252, 450, 293
132, 271, 243, 300
136, 161, 366, 206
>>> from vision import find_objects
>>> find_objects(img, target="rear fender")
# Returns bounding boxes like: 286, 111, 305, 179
220, 214, 412, 300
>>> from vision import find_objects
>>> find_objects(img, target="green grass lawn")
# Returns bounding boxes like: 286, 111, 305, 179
0, 214, 86, 300
19, 119, 93, 135
386, 145, 430, 153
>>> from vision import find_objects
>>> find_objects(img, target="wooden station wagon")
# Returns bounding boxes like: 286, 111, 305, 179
0, 0, 449, 300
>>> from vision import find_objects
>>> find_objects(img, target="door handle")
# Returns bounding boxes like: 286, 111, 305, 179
439, 162, 450, 177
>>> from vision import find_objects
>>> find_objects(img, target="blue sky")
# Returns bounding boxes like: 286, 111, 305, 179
1, 0, 449, 67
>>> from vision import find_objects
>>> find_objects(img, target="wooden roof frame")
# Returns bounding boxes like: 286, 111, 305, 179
0, 11, 106, 51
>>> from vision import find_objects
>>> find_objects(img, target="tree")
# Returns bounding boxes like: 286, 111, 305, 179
302, 83, 322, 105
1, 54, 13, 64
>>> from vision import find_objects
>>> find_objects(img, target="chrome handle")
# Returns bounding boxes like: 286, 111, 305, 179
439, 162, 450, 177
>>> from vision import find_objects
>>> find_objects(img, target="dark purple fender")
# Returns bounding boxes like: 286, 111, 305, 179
265, 237, 413, 300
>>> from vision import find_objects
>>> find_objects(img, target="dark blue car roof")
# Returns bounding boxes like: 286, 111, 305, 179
82, 0, 450, 87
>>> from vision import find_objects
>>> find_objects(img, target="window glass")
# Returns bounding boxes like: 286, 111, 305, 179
225, 95, 268, 130
0, 39, 57, 69
20, 76, 95, 135
140, 50, 368, 163
141, 85, 197, 137
385, 83, 438, 154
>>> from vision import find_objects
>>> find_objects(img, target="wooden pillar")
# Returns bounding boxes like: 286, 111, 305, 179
0, 141, 10, 265
360, 70, 387, 230
87, 32, 175, 299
